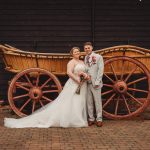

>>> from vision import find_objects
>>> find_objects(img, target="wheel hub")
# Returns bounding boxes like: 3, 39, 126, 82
113, 81, 127, 94
29, 87, 43, 101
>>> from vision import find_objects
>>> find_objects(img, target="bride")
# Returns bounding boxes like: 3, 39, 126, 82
4, 47, 89, 128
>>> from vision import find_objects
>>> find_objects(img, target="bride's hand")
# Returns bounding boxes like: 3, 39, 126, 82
76, 78, 81, 84
78, 72, 88, 79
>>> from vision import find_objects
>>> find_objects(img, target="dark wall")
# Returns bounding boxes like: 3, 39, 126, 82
94, 0, 150, 49
0, 0, 92, 53
0, 0, 150, 100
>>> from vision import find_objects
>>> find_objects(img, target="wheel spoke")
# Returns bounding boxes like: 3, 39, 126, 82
104, 73, 115, 84
19, 98, 31, 111
121, 94, 131, 114
128, 88, 148, 93
120, 60, 125, 80
115, 96, 120, 115
16, 83, 30, 91
103, 84, 113, 88
39, 100, 44, 107
102, 89, 114, 96
126, 92, 143, 106
103, 93, 116, 108
13, 93, 29, 100
127, 77, 147, 86
36, 72, 40, 86
110, 63, 118, 81
40, 78, 52, 89
24, 74, 33, 87
16, 82, 32, 88
42, 96, 53, 102
124, 65, 138, 82
43, 90, 59, 93
32, 101, 36, 113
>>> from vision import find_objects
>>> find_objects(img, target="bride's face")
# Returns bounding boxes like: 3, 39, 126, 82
73, 49, 80, 59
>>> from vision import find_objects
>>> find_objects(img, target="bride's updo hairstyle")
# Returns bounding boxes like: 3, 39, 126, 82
70, 47, 80, 56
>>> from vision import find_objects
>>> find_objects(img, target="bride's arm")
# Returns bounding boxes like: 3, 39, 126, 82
67, 61, 80, 84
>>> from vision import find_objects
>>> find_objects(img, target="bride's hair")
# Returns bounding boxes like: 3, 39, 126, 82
70, 47, 80, 56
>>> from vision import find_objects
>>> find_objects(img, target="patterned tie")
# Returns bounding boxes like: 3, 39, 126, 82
86, 55, 90, 66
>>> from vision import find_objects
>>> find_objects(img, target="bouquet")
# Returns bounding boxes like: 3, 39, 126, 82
76, 72, 89, 94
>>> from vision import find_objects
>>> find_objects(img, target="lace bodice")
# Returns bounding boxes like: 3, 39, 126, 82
73, 64, 86, 75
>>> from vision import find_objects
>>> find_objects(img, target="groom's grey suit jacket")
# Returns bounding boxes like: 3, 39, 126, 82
84, 52, 104, 88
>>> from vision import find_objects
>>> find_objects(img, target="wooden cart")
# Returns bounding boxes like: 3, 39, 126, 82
0, 44, 150, 119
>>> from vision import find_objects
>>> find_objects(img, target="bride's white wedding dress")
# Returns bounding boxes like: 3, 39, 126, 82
4, 64, 88, 128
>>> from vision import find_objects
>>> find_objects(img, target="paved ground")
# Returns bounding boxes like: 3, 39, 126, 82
0, 109, 150, 150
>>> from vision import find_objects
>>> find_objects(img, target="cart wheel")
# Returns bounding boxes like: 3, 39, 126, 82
102, 56, 150, 119
8, 68, 62, 117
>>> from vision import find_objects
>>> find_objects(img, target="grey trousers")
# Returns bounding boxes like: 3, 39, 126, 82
87, 84, 102, 121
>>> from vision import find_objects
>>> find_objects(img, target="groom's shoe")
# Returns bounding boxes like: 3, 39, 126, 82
88, 121, 95, 126
96, 121, 103, 127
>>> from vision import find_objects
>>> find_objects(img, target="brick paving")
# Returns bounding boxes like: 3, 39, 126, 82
0, 109, 150, 150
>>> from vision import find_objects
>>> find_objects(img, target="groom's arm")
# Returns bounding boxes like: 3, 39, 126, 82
95, 55, 104, 86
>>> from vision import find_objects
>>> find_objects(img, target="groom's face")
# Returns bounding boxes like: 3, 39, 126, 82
84, 45, 93, 55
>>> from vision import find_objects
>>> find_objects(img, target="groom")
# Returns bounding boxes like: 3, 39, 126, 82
84, 42, 104, 127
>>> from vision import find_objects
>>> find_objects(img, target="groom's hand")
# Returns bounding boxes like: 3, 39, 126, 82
86, 75, 91, 80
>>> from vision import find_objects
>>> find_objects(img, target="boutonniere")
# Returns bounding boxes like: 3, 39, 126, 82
92, 56, 97, 64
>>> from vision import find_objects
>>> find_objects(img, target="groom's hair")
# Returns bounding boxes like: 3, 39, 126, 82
83, 42, 93, 47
